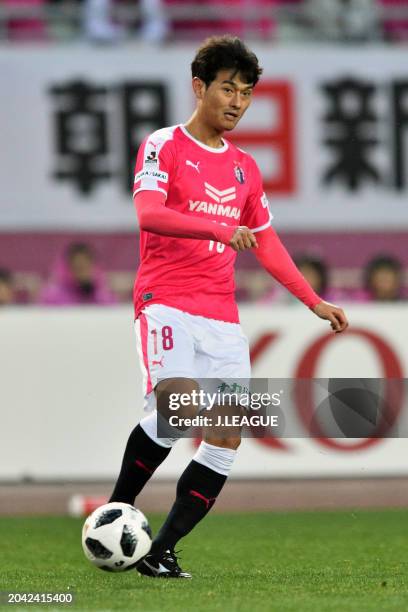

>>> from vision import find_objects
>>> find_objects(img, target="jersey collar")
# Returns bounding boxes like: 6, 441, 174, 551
179, 124, 229, 153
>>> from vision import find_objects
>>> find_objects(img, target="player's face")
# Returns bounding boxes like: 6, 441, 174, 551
200, 69, 254, 132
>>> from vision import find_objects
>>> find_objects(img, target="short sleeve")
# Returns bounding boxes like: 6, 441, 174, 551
240, 158, 273, 233
133, 130, 175, 199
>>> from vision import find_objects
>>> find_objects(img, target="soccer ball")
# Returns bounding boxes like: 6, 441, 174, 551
82, 502, 152, 571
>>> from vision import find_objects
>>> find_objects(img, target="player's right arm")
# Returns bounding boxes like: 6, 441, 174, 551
133, 132, 256, 250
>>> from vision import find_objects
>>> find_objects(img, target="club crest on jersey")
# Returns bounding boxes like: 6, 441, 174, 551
234, 165, 245, 184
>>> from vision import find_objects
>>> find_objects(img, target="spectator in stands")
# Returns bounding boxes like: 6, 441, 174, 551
39, 242, 118, 306
295, 254, 328, 296
363, 255, 405, 301
0, 268, 16, 307
304, 0, 381, 42
295, 254, 349, 301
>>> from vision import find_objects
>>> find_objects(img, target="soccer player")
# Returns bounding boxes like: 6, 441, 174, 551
109, 35, 348, 578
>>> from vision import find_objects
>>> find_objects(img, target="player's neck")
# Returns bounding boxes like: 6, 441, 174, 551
183, 116, 224, 149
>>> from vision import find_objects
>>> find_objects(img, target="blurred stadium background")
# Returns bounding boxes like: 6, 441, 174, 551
1, 0, 408, 518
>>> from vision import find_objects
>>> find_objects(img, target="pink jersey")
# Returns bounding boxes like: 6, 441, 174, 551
133, 124, 272, 323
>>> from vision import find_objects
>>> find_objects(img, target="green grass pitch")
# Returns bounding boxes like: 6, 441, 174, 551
1, 510, 408, 612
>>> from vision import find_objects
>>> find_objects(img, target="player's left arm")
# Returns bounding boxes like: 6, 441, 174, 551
241, 156, 348, 334
254, 227, 348, 334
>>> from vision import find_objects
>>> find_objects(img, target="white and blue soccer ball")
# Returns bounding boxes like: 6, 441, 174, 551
82, 502, 152, 572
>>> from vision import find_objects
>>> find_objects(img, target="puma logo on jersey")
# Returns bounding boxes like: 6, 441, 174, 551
189, 200, 240, 220
186, 160, 200, 173
204, 183, 236, 204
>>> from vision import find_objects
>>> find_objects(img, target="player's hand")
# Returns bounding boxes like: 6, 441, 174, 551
312, 300, 348, 333
229, 226, 258, 251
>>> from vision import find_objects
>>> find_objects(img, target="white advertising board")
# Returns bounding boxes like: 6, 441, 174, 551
1, 45, 407, 230
0, 304, 407, 480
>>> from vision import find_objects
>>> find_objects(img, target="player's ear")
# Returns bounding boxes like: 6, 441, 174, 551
192, 77, 206, 100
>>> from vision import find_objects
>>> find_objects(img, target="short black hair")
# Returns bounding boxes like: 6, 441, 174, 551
191, 35, 263, 87
294, 255, 328, 294
0, 267, 12, 284
66, 242, 94, 261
